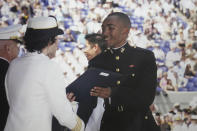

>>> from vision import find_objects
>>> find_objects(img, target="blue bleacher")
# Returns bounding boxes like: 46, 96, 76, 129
70, 30, 78, 42
156, 58, 165, 64
164, 41, 170, 48
162, 47, 170, 53
178, 87, 188, 91
185, 81, 195, 91
187, 87, 197, 91
154, 39, 162, 44
40, 0, 49, 6
64, 42, 76, 52
193, 77, 197, 87
80, 8, 88, 16
147, 46, 154, 51
64, 21, 70, 29
58, 42, 66, 51
176, 17, 188, 29
160, 66, 168, 72
130, 15, 144, 32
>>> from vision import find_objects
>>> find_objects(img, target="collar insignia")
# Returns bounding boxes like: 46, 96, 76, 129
120, 48, 125, 53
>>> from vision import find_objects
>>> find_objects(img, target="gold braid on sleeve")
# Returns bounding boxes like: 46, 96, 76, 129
71, 116, 82, 131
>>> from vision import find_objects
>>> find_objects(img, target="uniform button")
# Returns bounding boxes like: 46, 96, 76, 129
145, 116, 148, 119
132, 73, 135, 77
117, 80, 120, 85
115, 56, 120, 60
116, 68, 120, 72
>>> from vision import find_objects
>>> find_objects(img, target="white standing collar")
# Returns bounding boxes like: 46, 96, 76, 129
0, 57, 9, 63
112, 42, 127, 50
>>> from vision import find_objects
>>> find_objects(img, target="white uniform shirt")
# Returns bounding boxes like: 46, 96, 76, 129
4, 52, 84, 131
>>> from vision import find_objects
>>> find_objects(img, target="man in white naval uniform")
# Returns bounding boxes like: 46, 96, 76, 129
4, 16, 84, 131
0, 24, 22, 131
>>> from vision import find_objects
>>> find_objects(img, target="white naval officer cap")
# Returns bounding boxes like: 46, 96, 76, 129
27, 16, 60, 29
0, 24, 22, 42
24, 16, 64, 42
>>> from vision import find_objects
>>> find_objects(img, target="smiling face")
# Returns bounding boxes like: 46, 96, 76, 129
102, 15, 129, 48
83, 40, 101, 61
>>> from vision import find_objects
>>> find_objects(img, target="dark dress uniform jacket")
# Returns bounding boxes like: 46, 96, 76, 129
0, 58, 9, 131
89, 43, 160, 131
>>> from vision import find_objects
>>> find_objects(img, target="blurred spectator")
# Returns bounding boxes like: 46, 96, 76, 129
64, 29, 75, 42
165, 79, 178, 91
20, 6, 29, 25
160, 115, 171, 131
184, 64, 196, 78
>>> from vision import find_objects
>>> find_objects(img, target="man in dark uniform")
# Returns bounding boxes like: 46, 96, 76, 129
89, 12, 160, 131
0, 24, 22, 131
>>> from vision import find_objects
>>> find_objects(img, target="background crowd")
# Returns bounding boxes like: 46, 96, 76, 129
1, 0, 197, 130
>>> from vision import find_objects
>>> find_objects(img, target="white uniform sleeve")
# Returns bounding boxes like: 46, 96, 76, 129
44, 62, 84, 131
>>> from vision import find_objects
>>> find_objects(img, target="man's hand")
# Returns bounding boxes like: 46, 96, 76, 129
66, 92, 76, 102
90, 86, 111, 98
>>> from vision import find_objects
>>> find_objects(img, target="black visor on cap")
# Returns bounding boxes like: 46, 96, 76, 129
24, 26, 63, 42
57, 28, 64, 35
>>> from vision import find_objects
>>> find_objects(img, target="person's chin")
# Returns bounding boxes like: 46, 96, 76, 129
106, 40, 113, 45
87, 56, 91, 61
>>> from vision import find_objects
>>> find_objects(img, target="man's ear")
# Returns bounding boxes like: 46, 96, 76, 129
93, 44, 100, 51
122, 27, 130, 34
91, 44, 96, 50
94, 44, 102, 54
121, 27, 130, 39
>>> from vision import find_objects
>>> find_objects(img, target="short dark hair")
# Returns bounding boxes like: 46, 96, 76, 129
107, 12, 131, 28
24, 16, 63, 52
25, 35, 56, 52
85, 33, 107, 51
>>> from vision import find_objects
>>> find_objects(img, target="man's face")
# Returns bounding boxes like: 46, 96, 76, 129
6, 40, 19, 61
83, 40, 100, 61
102, 16, 127, 48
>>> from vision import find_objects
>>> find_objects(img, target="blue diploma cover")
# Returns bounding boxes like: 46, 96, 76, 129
66, 67, 123, 124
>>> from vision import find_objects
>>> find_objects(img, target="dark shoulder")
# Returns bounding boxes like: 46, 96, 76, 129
127, 45, 154, 58
0, 58, 9, 68
88, 53, 106, 68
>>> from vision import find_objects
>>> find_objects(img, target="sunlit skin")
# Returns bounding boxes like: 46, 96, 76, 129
7, 41, 19, 61
67, 40, 102, 101
90, 15, 130, 98
0, 40, 19, 62
83, 40, 101, 61
67, 92, 76, 102
101, 15, 129, 48
42, 37, 58, 59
